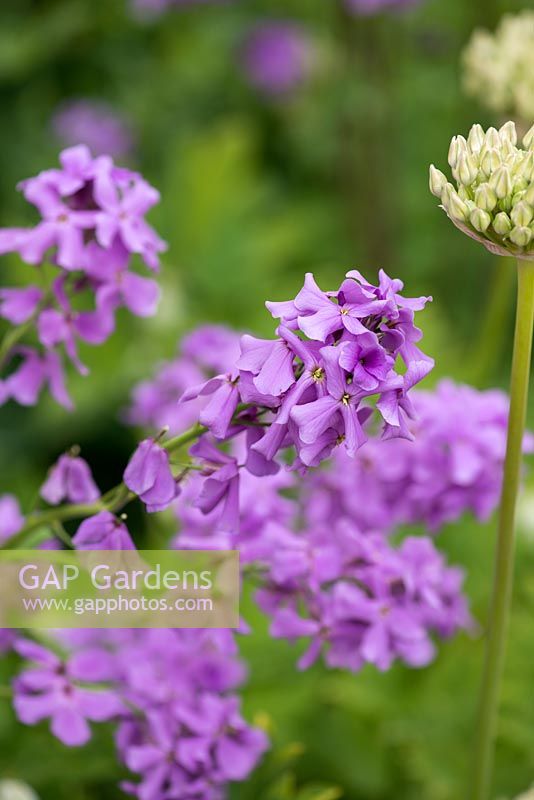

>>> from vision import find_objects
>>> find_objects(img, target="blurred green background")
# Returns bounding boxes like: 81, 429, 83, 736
1, 0, 534, 798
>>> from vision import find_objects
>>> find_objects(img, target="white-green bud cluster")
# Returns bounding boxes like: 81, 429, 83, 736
462, 11, 534, 123
429, 121, 534, 259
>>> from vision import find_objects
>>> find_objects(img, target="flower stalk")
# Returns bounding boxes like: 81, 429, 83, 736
4, 422, 206, 549
472, 258, 534, 800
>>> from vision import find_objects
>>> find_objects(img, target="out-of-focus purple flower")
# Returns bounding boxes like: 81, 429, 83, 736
0, 145, 166, 410
73, 511, 135, 550
13, 639, 122, 746
0, 287, 43, 325
1, 347, 73, 411
13, 626, 267, 795
52, 100, 134, 160
132, 0, 228, 20
345, 0, 421, 15
124, 438, 179, 513
240, 22, 315, 96
306, 380, 530, 534
0, 494, 24, 542
40, 452, 100, 506
126, 325, 241, 435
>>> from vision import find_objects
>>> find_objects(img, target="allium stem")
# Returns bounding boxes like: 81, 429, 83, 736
470, 256, 515, 385
471, 258, 534, 800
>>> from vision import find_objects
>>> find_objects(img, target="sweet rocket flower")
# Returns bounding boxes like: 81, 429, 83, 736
122, 697, 268, 799
177, 269, 432, 488
124, 438, 179, 513
0, 146, 166, 409
73, 511, 135, 549
306, 380, 531, 534
189, 437, 240, 532
13, 639, 122, 746
40, 452, 99, 505
84, 240, 160, 318
240, 22, 314, 96
12, 627, 266, 796
0, 287, 43, 325
430, 121, 534, 258
126, 325, 242, 435
258, 523, 471, 673
0, 494, 24, 542
93, 163, 165, 271
52, 100, 134, 159
1, 347, 72, 411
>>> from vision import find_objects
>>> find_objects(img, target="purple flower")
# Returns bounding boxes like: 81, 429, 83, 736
181, 373, 240, 440
13, 639, 122, 746
0, 146, 166, 410
40, 452, 100, 505
52, 100, 134, 160
124, 438, 179, 513
0, 494, 24, 542
93, 163, 166, 271
1, 347, 73, 411
291, 345, 375, 456
190, 437, 240, 532
73, 511, 135, 550
240, 22, 314, 96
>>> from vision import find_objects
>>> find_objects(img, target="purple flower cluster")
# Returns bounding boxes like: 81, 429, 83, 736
0, 146, 166, 409
12, 629, 267, 797
164, 270, 432, 530
259, 529, 471, 672
307, 380, 532, 534
240, 22, 315, 96
169, 426, 471, 673
52, 101, 135, 160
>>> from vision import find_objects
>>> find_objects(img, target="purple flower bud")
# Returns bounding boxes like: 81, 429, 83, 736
73, 511, 135, 550
40, 453, 100, 506
124, 438, 179, 513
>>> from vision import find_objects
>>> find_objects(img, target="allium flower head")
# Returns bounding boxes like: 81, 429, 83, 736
430, 121, 534, 258
462, 11, 534, 123
240, 22, 314, 96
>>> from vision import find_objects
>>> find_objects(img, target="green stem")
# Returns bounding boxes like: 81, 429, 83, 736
5, 423, 206, 550
471, 258, 534, 800
470, 256, 515, 386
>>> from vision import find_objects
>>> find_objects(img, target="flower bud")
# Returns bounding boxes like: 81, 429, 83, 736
456, 152, 478, 186
492, 212, 512, 236
499, 120, 517, 145
524, 124, 534, 150
489, 165, 513, 199
485, 127, 501, 149
509, 226, 533, 247
470, 207, 491, 232
468, 123, 485, 153
442, 185, 468, 221
474, 183, 497, 212
429, 165, 448, 198
480, 147, 500, 176
511, 201, 534, 227
525, 183, 534, 206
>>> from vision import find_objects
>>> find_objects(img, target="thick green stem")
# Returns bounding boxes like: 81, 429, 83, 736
5, 423, 206, 549
471, 258, 534, 800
